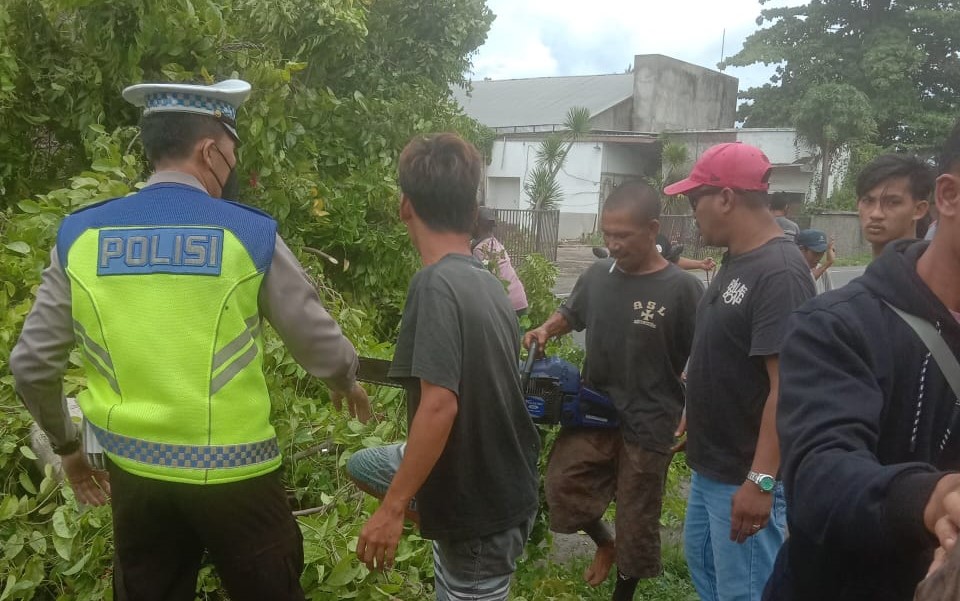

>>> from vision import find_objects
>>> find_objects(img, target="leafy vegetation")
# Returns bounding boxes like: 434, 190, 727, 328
726, 0, 960, 152
0, 1, 698, 599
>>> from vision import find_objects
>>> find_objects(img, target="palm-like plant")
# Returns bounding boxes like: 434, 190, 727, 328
525, 106, 592, 211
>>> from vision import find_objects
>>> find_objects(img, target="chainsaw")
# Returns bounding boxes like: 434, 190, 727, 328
521, 341, 620, 429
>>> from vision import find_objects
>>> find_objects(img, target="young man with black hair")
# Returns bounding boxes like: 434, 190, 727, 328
348, 133, 540, 600
856, 154, 934, 257
524, 181, 703, 600
665, 143, 815, 601
764, 123, 960, 601
9, 80, 369, 601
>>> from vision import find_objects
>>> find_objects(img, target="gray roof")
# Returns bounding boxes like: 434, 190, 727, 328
452, 73, 634, 129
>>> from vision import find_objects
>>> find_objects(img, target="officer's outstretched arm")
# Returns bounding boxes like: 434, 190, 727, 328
10, 247, 78, 448
259, 237, 359, 394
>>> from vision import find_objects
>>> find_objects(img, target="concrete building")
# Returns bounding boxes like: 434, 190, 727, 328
456, 56, 845, 239
455, 55, 740, 239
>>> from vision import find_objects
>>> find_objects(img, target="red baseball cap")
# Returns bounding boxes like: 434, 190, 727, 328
664, 142, 772, 196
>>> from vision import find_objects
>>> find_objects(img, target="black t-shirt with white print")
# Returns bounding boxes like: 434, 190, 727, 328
559, 260, 703, 453
685, 237, 816, 485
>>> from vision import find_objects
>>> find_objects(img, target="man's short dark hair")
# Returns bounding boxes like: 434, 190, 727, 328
140, 112, 229, 166
398, 133, 482, 233
855, 154, 934, 201
939, 120, 960, 176
769, 192, 790, 211
603, 181, 661, 223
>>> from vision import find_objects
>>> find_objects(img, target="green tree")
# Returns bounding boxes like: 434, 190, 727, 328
0, 0, 494, 334
726, 0, 960, 151
793, 83, 877, 204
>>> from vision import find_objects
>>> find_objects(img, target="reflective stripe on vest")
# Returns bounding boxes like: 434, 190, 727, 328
210, 314, 261, 395
89, 421, 280, 470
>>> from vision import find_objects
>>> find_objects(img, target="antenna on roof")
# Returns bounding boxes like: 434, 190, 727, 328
719, 29, 726, 71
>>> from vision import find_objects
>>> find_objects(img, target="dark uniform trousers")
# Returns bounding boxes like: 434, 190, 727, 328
107, 461, 305, 601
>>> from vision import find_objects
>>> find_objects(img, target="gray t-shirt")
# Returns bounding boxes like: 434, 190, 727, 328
388, 254, 540, 540
776, 216, 800, 242
559, 261, 703, 452
685, 237, 816, 484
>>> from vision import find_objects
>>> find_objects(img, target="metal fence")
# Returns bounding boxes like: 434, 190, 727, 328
659, 213, 715, 260
492, 208, 560, 264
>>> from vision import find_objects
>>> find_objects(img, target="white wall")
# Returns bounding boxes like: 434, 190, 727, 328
486, 176, 522, 209
487, 139, 605, 215
668, 129, 848, 203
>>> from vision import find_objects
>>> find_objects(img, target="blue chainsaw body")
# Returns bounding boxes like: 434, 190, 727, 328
523, 355, 620, 429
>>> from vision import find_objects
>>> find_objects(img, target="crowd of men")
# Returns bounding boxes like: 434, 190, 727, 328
8, 77, 960, 601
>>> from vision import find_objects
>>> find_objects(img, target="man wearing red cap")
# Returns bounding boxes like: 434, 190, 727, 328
665, 143, 815, 601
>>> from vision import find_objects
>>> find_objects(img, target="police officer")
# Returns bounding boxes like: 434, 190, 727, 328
9, 79, 370, 601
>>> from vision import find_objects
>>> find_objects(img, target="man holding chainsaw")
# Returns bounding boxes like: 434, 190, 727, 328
524, 181, 703, 600
348, 133, 540, 599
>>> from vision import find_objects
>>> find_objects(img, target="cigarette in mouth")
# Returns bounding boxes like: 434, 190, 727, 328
609, 260, 617, 274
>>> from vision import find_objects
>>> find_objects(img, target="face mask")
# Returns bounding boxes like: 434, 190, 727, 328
220, 167, 240, 201
211, 144, 240, 201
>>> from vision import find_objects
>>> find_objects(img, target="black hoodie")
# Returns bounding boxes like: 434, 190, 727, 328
765, 240, 960, 601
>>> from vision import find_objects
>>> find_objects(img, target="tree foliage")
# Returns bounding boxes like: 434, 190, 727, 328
793, 82, 877, 203
0, 0, 495, 335
726, 0, 960, 151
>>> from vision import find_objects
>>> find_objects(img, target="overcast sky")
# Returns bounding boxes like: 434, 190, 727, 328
469, 0, 797, 92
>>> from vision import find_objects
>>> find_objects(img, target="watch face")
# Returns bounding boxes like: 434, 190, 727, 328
758, 476, 775, 492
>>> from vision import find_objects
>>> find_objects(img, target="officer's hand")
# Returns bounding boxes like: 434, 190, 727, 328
523, 327, 549, 356
61, 450, 110, 506
701, 257, 717, 272
331, 383, 373, 424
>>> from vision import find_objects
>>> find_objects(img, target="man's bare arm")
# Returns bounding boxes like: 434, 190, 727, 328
523, 311, 573, 351
356, 380, 457, 570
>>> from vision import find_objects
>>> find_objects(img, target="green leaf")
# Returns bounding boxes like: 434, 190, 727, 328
52, 506, 74, 539
5, 242, 30, 255
18, 472, 36, 495
28, 531, 46, 555
0, 496, 18, 521
52, 534, 72, 561
324, 555, 360, 587
2, 533, 24, 560
18, 445, 37, 460
62, 551, 91, 575
17, 199, 41, 213
0, 575, 16, 601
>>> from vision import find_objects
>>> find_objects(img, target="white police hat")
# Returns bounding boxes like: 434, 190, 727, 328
122, 79, 251, 140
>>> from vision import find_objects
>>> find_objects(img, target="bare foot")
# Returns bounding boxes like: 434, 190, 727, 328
583, 542, 616, 587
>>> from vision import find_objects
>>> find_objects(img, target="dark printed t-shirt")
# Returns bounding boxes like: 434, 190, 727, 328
685, 237, 816, 484
388, 254, 540, 541
559, 261, 703, 452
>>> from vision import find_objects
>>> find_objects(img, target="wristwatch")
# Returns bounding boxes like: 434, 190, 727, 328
747, 470, 776, 493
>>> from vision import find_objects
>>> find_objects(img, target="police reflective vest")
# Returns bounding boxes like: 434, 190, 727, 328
56, 182, 279, 484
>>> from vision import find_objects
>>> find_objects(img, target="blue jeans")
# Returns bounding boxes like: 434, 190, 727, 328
347, 444, 533, 600
683, 471, 787, 601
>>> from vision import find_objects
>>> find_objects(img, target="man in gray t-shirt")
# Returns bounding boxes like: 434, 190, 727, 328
771, 193, 800, 242
348, 134, 538, 601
